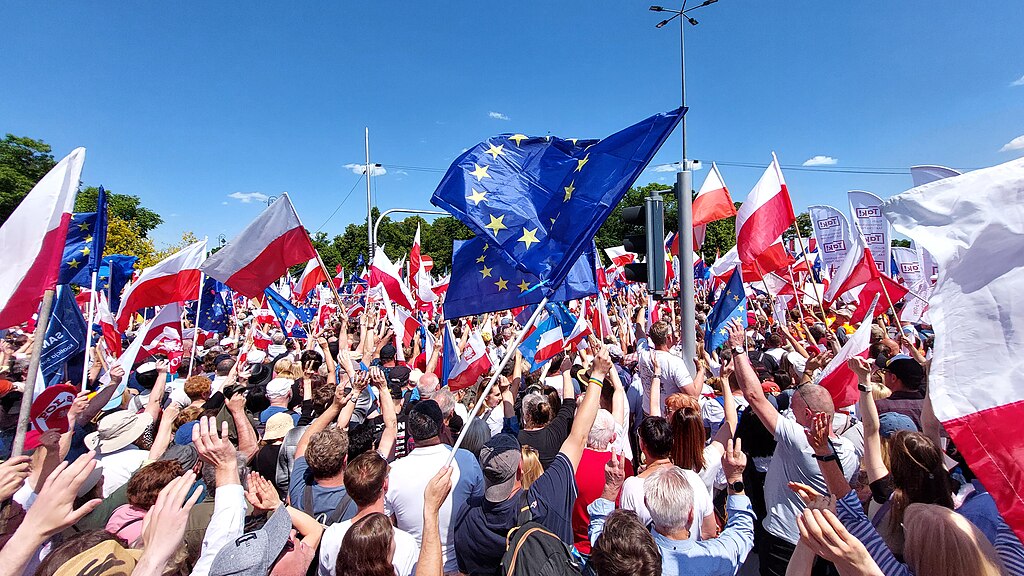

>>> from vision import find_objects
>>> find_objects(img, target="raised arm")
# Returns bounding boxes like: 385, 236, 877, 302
227, 391, 259, 461
417, 467, 453, 576
649, 351, 663, 417
850, 358, 888, 483
370, 367, 398, 459
726, 319, 779, 433
336, 370, 368, 429
560, 347, 611, 470
561, 354, 576, 400
143, 361, 170, 421
318, 337, 336, 385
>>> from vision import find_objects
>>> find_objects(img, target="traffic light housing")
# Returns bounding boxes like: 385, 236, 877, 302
621, 196, 666, 297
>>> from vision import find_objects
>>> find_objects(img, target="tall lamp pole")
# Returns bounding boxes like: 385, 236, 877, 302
650, 0, 718, 369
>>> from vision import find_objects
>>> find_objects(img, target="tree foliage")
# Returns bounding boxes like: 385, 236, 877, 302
0, 134, 56, 225
75, 186, 163, 235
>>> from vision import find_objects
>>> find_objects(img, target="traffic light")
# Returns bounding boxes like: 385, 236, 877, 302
621, 195, 666, 297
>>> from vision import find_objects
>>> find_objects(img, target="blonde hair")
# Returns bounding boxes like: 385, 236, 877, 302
520, 445, 542, 489
274, 357, 303, 379
872, 382, 892, 401
903, 503, 1004, 576
664, 392, 699, 421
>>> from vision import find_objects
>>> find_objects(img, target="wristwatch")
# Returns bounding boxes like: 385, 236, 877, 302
731, 345, 746, 355
857, 382, 871, 392
729, 480, 745, 493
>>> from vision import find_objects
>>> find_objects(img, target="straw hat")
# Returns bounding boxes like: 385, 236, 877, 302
84, 410, 154, 454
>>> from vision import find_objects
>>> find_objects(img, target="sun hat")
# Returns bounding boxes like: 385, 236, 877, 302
209, 504, 293, 576
85, 411, 154, 454
479, 433, 522, 502
263, 412, 295, 441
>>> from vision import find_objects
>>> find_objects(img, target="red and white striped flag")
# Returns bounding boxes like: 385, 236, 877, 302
409, 224, 438, 307
201, 195, 316, 298
815, 294, 880, 409
448, 327, 492, 391
370, 246, 415, 310
0, 148, 86, 328
116, 240, 206, 331
296, 258, 327, 302
735, 154, 796, 264
693, 162, 736, 248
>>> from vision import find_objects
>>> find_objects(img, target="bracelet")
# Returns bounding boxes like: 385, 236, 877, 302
811, 453, 838, 462
588, 377, 604, 388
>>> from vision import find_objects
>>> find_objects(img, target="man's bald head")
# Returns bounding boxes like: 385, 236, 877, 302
791, 383, 836, 426
418, 373, 440, 398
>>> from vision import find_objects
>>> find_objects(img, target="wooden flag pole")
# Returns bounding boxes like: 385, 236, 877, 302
12, 289, 56, 457
445, 296, 549, 467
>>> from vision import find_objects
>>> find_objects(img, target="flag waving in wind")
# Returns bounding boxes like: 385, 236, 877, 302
735, 154, 796, 265
116, 240, 206, 331
431, 108, 684, 290
704, 267, 748, 353
693, 162, 736, 248
264, 286, 313, 338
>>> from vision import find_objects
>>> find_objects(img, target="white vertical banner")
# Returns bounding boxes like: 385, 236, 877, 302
892, 247, 928, 323
848, 191, 890, 275
808, 205, 851, 277
910, 165, 962, 188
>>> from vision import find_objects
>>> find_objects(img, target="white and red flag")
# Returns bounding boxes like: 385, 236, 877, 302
692, 162, 736, 248
0, 148, 86, 329
409, 224, 438, 307
116, 240, 206, 331
604, 246, 637, 268
201, 195, 316, 299
296, 258, 327, 301
96, 293, 122, 357
815, 294, 880, 409
140, 303, 185, 372
369, 246, 415, 310
448, 328, 492, 391
735, 154, 796, 264
883, 157, 1024, 540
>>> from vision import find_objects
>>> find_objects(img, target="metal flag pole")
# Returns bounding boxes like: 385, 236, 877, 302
80, 269, 99, 391
187, 238, 209, 376
12, 289, 56, 456
445, 297, 549, 467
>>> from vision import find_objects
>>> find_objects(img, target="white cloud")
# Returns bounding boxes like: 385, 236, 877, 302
227, 192, 269, 203
344, 163, 387, 176
802, 155, 838, 166
653, 163, 681, 172
222, 201, 228, 205
1000, 135, 1024, 152
1011, 75, 1024, 87
394, 169, 409, 176
488, 111, 510, 121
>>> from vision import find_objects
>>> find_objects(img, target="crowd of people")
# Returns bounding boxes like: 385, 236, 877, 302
1, 290, 1023, 576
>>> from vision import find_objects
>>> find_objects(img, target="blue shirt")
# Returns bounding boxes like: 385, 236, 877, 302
589, 494, 755, 576
260, 405, 299, 425
288, 456, 357, 525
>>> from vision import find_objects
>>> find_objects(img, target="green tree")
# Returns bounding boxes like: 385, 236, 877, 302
0, 134, 57, 225
75, 186, 163, 236
891, 239, 911, 248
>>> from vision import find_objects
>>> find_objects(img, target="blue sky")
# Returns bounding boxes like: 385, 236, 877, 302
3, 1, 1022, 248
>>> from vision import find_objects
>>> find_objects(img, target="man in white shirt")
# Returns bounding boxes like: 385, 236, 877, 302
384, 400, 484, 573
84, 410, 153, 497
636, 320, 696, 415
319, 451, 419, 576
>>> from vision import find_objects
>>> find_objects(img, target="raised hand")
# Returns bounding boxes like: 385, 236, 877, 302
847, 357, 871, 380
796, 508, 881, 575
601, 451, 626, 500
0, 456, 31, 501
726, 318, 745, 348
244, 471, 283, 513
803, 411, 833, 455
192, 416, 236, 470
20, 452, 103, 538
424, 466, 453, 516
722, 438, 747, 484
138, 471, 202, 574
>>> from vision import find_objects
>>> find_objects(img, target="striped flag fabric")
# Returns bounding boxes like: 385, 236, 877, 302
692, 162, 736, 248
735, 154, 796, 264
115, 240, 206, 331
448, 327, 492, 391
518, 315, 564, 371
369, 246, 415, 310
296, 258, 327, 302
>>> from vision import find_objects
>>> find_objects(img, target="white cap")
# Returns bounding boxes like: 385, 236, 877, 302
246, 350, 267, 364
265, 377, 293, 399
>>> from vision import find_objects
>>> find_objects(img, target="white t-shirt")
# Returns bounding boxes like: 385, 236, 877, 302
479, 406, 504, 436
544, 374, 565, 399
636, 346, 693, 415
318, 517, 419, 576
97, 447, 149, 497
384, 444, 484, 573
619, 466, 713, 540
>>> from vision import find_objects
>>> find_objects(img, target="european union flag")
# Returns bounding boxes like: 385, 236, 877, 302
58, 212, 98, 286
40, 286, 87, 386
264, 287, 314, 338
431, 108, 684, 291
443, 236, 598, 320
704, 266, 748, 353
98, 255, 138, 314
187, 277, 230, 333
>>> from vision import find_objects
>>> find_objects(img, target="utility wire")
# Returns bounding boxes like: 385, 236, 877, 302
381, 161, 973, 176
315, 175, 364, 233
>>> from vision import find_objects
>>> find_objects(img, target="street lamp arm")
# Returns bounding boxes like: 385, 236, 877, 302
371, 208, 450, 255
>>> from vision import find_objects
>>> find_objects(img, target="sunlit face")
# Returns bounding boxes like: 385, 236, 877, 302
485, 385, 502, 408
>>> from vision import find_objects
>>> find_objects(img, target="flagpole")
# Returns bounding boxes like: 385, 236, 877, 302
12, 290, 56, 457
188, 238, 208, 376
445, 296, 549, 467
793, 223, 829, 317
80, 270, 100, 391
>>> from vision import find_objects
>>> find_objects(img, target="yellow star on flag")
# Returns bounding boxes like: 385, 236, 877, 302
84, 235, 93, 243
575, 153, 590, 172
480, 265, 493, 278
563, 180, 575, 201
484, 214, 507, 237
484, 143, 505, 160
469, 163, 490, 181
517, 279, 531, 293
518, 227, 539, 249
67, 258, 80, 269
475, 254, 486, 263
568, 138, 578, 145
495, 277, 508, 291
82, 246, 91, 256
482, 243, 489, 251
719, 328, 728, 335
467, 189, 487, 205
732, 294, 740, 301
77, 222, 90, 232
509, 134, 528, 146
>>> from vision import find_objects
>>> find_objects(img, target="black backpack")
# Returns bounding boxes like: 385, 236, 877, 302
500, 491, 582, 576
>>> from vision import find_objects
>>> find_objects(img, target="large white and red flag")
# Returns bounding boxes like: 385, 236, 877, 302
693, 162, 736, 248
140, 303, 185, 372
296, 258, 327, 301
735, 153, 796, 264
604, 246, 637, 268
409, 224, 438, 307
884, 157, 1024, 540
201, 195, 316, 299
369, 246, 415, 310
448, 328, 492, 391
815, 294, 880, 409
0, 148, 86, 329
116, 240, 206, 331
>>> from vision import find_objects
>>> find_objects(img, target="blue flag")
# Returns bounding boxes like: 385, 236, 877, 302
40, 286, 88, 386
98, 255, 138, 314
431, 108, 684, 290
90, 186, 109, 273
441, 322, 457, 388
188, 277, 231, 333
704, 267, 748, 353
443, 236, 598, 319
264, 287, 314, 338
547, 303, 578, 341
58, 212, 98, 286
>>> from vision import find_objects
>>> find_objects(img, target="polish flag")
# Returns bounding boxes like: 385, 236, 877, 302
296, 258, 327, 301
370, 246, 415, 310
823, 234, 868, 303
116, 240, 206, 331
531, 317, 566, 365
815, 294, 881, 409
0, 148, 86, 329
565, 313, 592, 350
591, 291, 614, 339
735, 154, 796, 264
346, 301, 365, 319
252, 328, 272, 350
432, 273, 450, 298
97, 293, 122, 357
741, 239, 795, 281
710, 246, 742, 281
140, 303, 184, 372
390, 305, 421, 348
201, 195, 316, 299
253, 308, 276, 325
693, 162, 736, 248
604, 246, 636, 268
409, 224, 438, 306
448, 328, 492, 391
332, 266, 345, 289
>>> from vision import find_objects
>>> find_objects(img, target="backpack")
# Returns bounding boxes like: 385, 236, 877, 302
500, 491, 582, 576
302, 484, 354, 526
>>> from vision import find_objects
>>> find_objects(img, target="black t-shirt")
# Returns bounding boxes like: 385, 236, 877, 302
454, 452, 578, 576
518, 397, 576, 469
251, 443, 284, 496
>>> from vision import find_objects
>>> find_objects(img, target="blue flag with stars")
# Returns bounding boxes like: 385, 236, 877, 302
98, 255, 138, 314
264, 287, 313, 338
443, 236, 598, 320
187, 277, 231, 333
704, 266, 748, 353
431, 107, 684, 291
58, 212, 98, 286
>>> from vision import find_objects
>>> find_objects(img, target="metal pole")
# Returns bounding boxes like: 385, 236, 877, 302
365, 128, 374, 257
187, 238, 208, 376
80, 269, 99, 390
13, 289, 56, 456
675, 9, 697, 372
372, 208, 449, 250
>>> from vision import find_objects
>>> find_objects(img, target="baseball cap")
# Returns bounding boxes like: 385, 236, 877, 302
380, 343, 397, 360
388, 365, 411, 387
265, 378, 293, 399
879, 411, 919, 437
263, 412, 295, 441
877, 354, 925, 388
210, 505, 293, 576
479, 433, 522, 502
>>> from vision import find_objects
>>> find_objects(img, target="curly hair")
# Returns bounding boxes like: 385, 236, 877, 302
127, 460, 184, 509
306, 427, 348, 479
183, 375, 212, 402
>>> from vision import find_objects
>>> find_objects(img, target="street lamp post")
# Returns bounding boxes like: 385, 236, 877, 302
650, 0, 718, 370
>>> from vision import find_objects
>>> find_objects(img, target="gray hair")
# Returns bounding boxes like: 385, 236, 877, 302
270, 330, 286, 345
460, 418, 492, 457
587, 409, 616, 450
418, 373, 441, 399
644, 466, 694, 533
432, 388, 456, 419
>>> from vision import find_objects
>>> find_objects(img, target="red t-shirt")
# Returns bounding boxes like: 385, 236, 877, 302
571, 448, 634, 553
